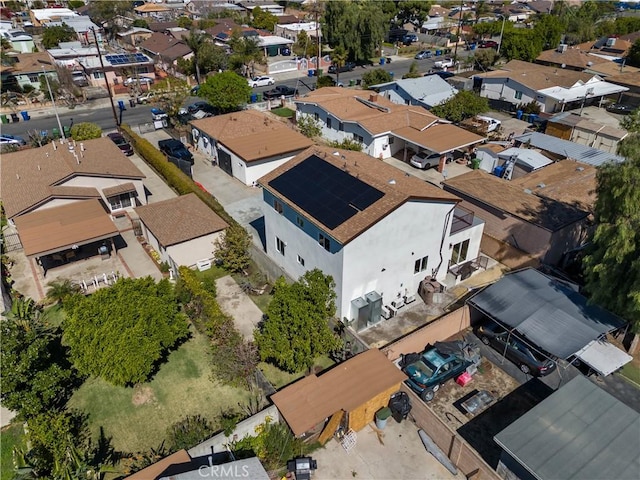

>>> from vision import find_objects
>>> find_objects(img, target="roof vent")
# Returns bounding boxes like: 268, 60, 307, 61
557, 43, 568, 53
536, 183, 546, 188
576, 166, 584, 172
586, 61, 593, 67
523, 188, 532, 194
332, 151, 340, 156
388, 179, 396, 185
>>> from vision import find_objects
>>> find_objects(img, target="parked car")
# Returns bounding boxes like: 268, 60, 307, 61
0, 134, 26, 145
388, 28, 408, 43
475, 322, 557, 376
328, 62, 356, 74
410, 151, 441, 169
476, 115, 502, 132
280, 46, 291, 56
401, 341, 480, 401
107, 132, 133, 156
190, 85, 201, 95
433, 57, 455, 69
414, 50, 432, 60
71, 71, 89, 87
606, 103, 634, 114
151, 107, 168, 121
123, 76, 154, 86
137, 91, 162, 104
263, 85, 298, 99
248, 76, 275, 87
158, 138, 193, 163
424, 71, 455, 79
403, 33, 419, 45
478, 40, 499, 49
178, 101, 217, 119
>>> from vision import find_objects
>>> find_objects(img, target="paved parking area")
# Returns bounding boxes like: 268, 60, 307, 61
314, 419, 461, 480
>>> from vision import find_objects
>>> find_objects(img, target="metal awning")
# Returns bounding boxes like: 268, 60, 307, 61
573, 339, 632, 376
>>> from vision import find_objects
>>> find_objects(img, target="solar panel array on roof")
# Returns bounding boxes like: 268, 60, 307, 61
105, 53, 149, 65
269, 154, 384, 230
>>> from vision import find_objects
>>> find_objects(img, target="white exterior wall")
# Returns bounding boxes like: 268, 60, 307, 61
447, 216, 485, 266
339, 200, 457, 319
59, 176, 146, 211
480, 78, 544, 111
166, 232, 224, 269
240, 155, 298, 187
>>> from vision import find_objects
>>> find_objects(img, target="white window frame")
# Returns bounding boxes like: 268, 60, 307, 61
414, 255, 428, 274
276, 237, 285, 255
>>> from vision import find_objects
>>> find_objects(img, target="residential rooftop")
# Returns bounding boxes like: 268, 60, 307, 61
191, 110, 313, 162
477, 59, 597, 90
1, 137, 145, 218
259, 145, 460, 244
443, 169, 590, 231
514, 132, 625, 166
134, 193, 228, 247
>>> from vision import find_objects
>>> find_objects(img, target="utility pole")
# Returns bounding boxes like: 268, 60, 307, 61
453, 0, 464, 67
497, 15, 507, 57
42, 66, 65, 139
314, 4, 321, 74
91, 27, 119, 127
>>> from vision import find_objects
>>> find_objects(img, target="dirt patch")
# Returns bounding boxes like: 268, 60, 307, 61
132, 386, 157, 406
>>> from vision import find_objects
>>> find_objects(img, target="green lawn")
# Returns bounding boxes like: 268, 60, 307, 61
67, 331, 250, 453
271, 107, 294, 118
620, 361, 640, 386
1, 423, 25, 480
259, 355, 335, 389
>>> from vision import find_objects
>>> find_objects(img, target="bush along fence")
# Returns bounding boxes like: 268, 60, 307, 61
119, 124, 237, 228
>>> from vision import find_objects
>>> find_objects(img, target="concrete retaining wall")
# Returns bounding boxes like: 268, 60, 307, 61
188, 404, 280, 458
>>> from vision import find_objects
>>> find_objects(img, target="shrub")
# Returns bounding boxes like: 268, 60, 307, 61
70, 122, 102, 141
296, 115, 322, 138
329, 138, 363, 151
166, 415, 215, 452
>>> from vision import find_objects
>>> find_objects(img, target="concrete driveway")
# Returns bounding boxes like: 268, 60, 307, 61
314, 419, 461, 480
215, 276, 264, 341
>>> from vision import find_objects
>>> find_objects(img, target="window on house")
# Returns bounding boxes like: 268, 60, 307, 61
93, 71, 105, 79
514, 90, 523, 100
27, 73, 40, 83
314, 112, 319, 121
108, 193, 132, 210
451, 239, 470, 264
388, 137, 395, 144
327, 117, 332, 129
296, 216, 304, 228
319, 233, 330, 251
273, 199, 283, 214
297, 255, 305, 266
338, 122, 344, 131
353, 133, 364, 143
276, 237, 285, 255
414, 255, 428, 274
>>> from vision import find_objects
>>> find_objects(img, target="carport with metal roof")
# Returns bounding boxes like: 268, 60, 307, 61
467, 268, 628, 373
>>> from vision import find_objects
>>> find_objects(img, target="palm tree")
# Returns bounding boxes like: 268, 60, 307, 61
184, 29, 207, 85
46, 278, 80, 306
7, 297, 38, 322
229, 31, 262, 77
331, 46, 347, 86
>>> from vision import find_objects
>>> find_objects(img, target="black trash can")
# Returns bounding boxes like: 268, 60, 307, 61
10, 113, 19, 123
129, 98, 136, 108
389, 391, 412, 423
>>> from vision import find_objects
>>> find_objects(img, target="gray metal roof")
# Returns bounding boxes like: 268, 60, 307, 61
494, 376, 640, 480
515, 132, 625, 166
467, 268, 625, 359
161, 457, 269, 480
371, 76, 458, 108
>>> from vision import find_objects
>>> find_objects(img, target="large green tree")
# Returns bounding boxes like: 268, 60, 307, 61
361, 68, 392, 88
582, 148, 640, 329
250, 6, 278, 31
0, 312, 78, 419
41, 25, 76, 49
254, 270, 341, 372
199, 71, 250, 113
430, 90, 489, 123
184, 30, 207, 85
214, 223, 251, 273
88, 0, 131, 39
228, 30, 262, 76
63, 277, 189, 386
627, 39, 640, 68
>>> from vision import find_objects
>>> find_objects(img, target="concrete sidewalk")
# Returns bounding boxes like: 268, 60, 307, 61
215, 276, 264, 340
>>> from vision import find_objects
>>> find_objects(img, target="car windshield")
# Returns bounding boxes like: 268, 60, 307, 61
112, 137, 126, 145
409, 360, 434, 379
417, 152, 437, 160
422, 349, 447, 370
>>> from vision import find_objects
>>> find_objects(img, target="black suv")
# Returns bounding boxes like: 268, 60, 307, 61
158, 139, 194, 163
476, 322, 557, 376
328, 62, 356, 74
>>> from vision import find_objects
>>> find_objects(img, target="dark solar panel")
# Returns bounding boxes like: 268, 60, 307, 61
269, 154, 384, 230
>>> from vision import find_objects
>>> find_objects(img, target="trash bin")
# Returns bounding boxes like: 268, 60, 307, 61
308, 69, 315, 77
118, 100, 126, 110
375, 407, 392, 430
317, 68, 323, 76
471, 158, 481, 170
250, 93, 258, 103
10, 113, 19, 123
129, 98, 135, 108
256, 93, 262, 102
529, 113, 538, 124
52, 127, 60, 139
20, 111, 30, 121
435, 49, 442, 56
516, 109, 523, 120
349, 79, 355, 87
469, 43, 477, 50
0, 114, 7, 124
389, 391, 412, 423
356, 79, 362, 86
379, 57, 386, 65
63, 126, 71, 138
523, 113, 530, 122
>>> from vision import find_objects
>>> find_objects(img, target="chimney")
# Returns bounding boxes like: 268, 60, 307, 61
369, 93, 378, 102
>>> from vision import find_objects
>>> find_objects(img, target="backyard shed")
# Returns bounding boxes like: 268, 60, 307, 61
271, 349, 407, 441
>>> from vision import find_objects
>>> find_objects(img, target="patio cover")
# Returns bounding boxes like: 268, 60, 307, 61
573, 339, 632, 377
393, 124, 485, 154
467, 268, 625, 359
494, 376, 640, 480
14, 200, 118, 257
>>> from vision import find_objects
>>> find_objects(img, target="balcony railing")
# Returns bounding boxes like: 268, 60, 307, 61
450, 206, 475, 234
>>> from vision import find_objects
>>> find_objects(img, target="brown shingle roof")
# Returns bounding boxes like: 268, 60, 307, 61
536, 47, 608, 70
1, 52, 54, 73
259, 146, 460, 244
1, 137, 145, 219
601, 71, 640, 88
127, 450, 191, 480
14, 200, 119, 257
191, 110, 313, 162
102, 182, 137, 197
393, 123, 485, 154
443, 169, 589, 231
134, 193, 228, 247
511, 160, 597, 212
271, 349, 407, 437
478, 60, 595, 91
140, 32, 192, 56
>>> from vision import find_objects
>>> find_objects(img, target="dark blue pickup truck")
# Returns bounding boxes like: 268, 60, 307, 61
158, 139, 194, 164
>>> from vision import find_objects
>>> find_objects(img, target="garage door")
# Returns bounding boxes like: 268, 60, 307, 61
218, 149, 233, 177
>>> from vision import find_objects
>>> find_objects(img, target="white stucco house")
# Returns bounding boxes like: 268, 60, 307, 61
1, 137, 146, 270
370, 75, 458, 109
474, 60, 628, 113
294, 88, 485, 169
134, 193, 228, 273
258, 146, 485, 328
190, 110, 313, 186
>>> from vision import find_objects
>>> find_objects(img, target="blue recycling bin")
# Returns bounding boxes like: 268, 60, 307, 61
529, 113, 538, 124
469, 43, 477, 50
250, 93, 258, 103
516, 109, 523, 120
379, 57, 386, 65
308, 69, 315, 77
118, 100, 126, 110
493, 165, 506, 177
20, 111, 30, 121
435, 49, 442, 56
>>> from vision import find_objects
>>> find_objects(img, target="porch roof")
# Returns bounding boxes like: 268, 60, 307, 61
14, 200, 119, 257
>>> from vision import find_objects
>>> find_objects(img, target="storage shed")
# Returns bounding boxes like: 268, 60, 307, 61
271, 349, 407, 442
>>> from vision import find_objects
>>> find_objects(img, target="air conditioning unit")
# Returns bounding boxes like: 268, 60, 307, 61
381, 305, 392, 320
557, 43, 568, 53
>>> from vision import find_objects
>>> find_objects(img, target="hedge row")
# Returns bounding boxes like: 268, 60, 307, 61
120, 124, 237, 228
